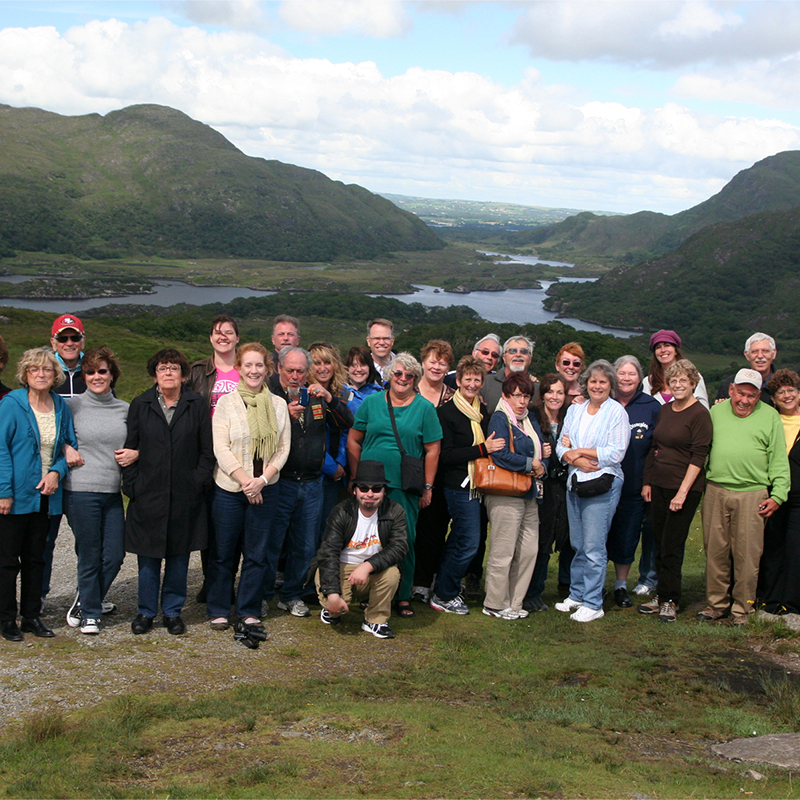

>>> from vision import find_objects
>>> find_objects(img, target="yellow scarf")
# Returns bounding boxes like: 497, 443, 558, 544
237, 380, 279, 462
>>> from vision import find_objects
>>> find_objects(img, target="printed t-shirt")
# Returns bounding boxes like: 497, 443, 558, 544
340, 509, 382, 565
210, 367, 240, 416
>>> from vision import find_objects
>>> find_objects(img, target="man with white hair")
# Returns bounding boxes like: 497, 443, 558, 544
715, 333, 778, 407
444, 333, 502, 390
481, 335, 536, 413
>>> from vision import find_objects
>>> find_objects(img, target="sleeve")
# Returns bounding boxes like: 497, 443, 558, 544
212, 394, 244, 480
694, 375, 710, 410
556, 404, 578, 461
265, 397, 291, 474
326, 395, 354, 431
438, 406, 486, 468
688, 406, 713, 468
767, 413, 792, 504
317, 508, 348, 596
0, 406, 17, 498
488, 411, 530, 474
367, 505, 408, 574
194, 404, 215, 490
51, 401, 76, 479
121, 397, 141, 499
594, 405, 631, 467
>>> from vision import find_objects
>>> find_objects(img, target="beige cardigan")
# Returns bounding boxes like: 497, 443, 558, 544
212, 390, 291, 493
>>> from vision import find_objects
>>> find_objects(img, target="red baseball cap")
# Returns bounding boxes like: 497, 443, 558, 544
51, 314, 85, 337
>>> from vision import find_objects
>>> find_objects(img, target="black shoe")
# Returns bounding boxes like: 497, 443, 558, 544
523, 596, 549, 613
614, 588, 633, 608
1, 620, 23, 641
20, 617, 55, 638
131, 614, 153, 634
163, 615, 186, 635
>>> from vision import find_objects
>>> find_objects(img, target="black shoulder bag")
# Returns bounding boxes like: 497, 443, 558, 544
386, 392, 425, 496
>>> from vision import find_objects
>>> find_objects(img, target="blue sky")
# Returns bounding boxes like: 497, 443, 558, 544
2, 1, 799, 214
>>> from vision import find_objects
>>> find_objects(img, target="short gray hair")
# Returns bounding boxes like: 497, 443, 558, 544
278, 345, 311, 370
665, 359, 700, 390
502, 335, 534, 354
386, 352, 423, 387
613, 355, 643, 382
744, 332, 776, 353
579, 359, 618, 398
474, 333, 501, 350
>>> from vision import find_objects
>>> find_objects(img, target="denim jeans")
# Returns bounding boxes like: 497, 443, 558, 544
434, 488, 482, 601
137, 553, 190, 619
64, 491, 125, 619
268, 477, 323, 603
566, 476, 623, 610
209, 483, 279, 619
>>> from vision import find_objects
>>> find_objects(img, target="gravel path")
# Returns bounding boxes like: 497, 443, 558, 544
0, 517, 413, 725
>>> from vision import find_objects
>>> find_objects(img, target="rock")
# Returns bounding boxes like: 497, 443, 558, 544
713, 733, 800, 769
741, 769, 765, 780
0, 315, 10, 324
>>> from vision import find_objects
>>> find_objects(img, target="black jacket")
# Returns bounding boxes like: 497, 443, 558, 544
122, 385, 214, 558
437, 399, 491, 491
316, 496, 408, 597
186, 356, 217, 408
268, 374, 353, 480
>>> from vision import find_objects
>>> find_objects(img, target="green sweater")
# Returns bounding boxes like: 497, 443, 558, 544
707, 400, 790, 503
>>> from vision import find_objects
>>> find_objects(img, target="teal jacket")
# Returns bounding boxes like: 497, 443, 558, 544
0, 388, 77, 514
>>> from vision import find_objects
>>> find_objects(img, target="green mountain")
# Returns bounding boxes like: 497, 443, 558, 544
0, 103, 443, 261
544, 205, 800, 353
506, 151, 800, 264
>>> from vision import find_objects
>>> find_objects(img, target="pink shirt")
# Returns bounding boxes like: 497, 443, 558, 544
210, 367, 240, 416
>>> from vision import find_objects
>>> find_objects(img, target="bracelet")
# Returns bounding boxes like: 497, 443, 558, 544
261, 474, 269, 485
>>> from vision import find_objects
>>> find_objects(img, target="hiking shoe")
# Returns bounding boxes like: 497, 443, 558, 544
101, 600, 117, 615
523, 596, 548, 613
482, 606, 519, 620
429, 593, 469, 615
732, 614, 749, 626
361, 621, 395, 639
696, 607, 727, 622
570, 606, 604, 623
278, 599, 311, 617
658, 600, 678, 623
463, 573, 483, 599
80, 618, 100, 635
66, 590, 81, 628
410, 585, 431, 603
637, 596, 661, 615
554, 597, 581, 613
633, 583, 654, 596
320, 608, 341, 626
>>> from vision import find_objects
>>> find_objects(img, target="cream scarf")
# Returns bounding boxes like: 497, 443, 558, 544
237, 380, 279, 461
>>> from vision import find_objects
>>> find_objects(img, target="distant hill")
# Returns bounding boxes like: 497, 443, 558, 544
506, 151, 800, 264
544, 205, 800, 353
0, 104, 443, 261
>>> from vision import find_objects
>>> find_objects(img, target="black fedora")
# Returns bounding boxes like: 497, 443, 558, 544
354, 460, 387, 487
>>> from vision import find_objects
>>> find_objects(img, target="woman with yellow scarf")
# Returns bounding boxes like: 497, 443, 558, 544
428, 356, 506, 615
208, 343, 291, 632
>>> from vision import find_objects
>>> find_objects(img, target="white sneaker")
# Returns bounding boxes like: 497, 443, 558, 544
570, 606, 604, 623
632, 583, 653, 596
429, 593, 469, 615
554, 597, 581, 613
80, 618, 100, 635
516, 609, 529, 619
277, 599, 311, 618
482, 606, 519, 620
66, 590, 81, 628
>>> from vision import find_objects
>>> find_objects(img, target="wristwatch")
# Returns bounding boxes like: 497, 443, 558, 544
424, 483, 433, 490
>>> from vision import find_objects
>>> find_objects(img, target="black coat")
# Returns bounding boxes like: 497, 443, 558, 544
122, 385, 214, 558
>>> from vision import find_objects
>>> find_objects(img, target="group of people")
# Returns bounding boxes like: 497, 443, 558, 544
0, 312, 796, 644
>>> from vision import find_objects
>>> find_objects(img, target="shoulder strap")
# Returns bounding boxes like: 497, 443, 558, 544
385, 391, 407, 457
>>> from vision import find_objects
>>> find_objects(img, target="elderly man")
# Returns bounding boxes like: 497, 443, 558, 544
315, 461, 407, 639
271, 315, 300, 368
51, 314, 87, 397
482, 334, 536, 412
699, 368, 790, 625
444, 333, 502, 390
715, 333, 778, 407
366, 318, 395, 378
267, 346, 353, 617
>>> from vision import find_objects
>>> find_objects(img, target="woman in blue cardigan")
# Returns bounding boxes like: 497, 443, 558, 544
0, 348, 77, 641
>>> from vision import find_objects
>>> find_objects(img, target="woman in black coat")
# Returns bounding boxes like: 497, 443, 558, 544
123, 348, 214, 635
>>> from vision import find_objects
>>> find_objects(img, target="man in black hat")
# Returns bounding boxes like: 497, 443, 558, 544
315, 461, 408, 639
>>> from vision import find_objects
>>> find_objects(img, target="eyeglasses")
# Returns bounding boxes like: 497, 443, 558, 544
508, 392, 532, 400
775, 388, 799, 397
156, 365, 182, 373
84, 368, 110, 376
505, 348, 531, 356
561, 359, 581, 368
667, 377, 691, 386
392, 370, 415, 380
355, 484, 385, 493
476, 348, 500, 360
55, 334, 83, 343
27, 366, 55, 374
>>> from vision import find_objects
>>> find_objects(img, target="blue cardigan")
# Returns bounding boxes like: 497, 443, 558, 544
0, 388, 77, 515
488, 409, 547, 500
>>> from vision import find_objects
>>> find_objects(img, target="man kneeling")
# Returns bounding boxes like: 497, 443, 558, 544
316, 461, 407, 639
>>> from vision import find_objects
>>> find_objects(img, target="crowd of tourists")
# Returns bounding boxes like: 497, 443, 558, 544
0, 313, 795, 644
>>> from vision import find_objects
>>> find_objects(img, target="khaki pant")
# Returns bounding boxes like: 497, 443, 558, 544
315, 564, 400, 625
701, 481, 767, 618
483, 494, 539, 612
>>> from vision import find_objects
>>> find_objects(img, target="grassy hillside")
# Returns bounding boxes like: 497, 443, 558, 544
506, 151, 800, 265
0, 104, 443, 262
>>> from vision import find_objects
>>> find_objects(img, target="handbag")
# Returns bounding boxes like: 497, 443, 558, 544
386, 392, 425, 496
571, 472, 613, 498
474, 419, 533, 497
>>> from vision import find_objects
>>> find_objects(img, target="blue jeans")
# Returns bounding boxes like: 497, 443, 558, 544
209, 483, 279, 619
269, 477, 323, 603
137, 554, 190, 619
606, 492, 648, 565
434, 488, 482, 601
566, 476, 623, 610
64, 491, 125, 619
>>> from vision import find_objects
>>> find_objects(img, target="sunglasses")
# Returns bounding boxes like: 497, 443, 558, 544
506, 348, 530, 356
561, 359, 582, 368
392, 370, 415, 380
84, 368, 110, 376
55, 334, 83, 343
476, 348, 500, 360
355, 484, 385, 493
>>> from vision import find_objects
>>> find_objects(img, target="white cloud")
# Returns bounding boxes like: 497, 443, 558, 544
0, 16, 798, 213
277, 0, 411, 37
170, 0, 267, 30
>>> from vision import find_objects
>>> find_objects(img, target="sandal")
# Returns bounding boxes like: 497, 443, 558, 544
396, 600, 415, 618
210, 618, 230, 630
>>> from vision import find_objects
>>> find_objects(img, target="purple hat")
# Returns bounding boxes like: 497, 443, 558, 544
650, 329, 681, 351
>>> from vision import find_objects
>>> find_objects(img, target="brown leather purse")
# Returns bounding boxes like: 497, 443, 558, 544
474, 418, 533, 497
